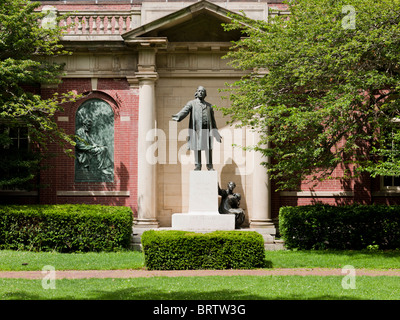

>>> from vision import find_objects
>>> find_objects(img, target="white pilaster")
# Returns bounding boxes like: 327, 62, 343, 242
134, 45, 159, 227
250, 131, 276, 232
135, 73, 159, 227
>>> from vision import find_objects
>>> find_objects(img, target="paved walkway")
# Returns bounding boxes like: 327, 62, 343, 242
1, 268, 400, 279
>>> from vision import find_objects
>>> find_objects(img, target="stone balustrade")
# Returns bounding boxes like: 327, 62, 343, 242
60, 12, 133, 35
40, 5, 136, 35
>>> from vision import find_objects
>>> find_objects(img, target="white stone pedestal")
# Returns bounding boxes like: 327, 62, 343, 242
188, 170, 218, 214
172, 171, 235, 231
172, 214, 235, 231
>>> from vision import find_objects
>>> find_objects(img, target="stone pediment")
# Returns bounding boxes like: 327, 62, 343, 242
122, 0, 242, 43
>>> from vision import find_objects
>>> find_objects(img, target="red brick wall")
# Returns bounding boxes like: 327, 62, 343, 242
38, 78, 139, 215
270, 164, 375, 220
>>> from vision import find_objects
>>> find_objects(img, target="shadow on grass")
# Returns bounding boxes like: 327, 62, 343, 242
264, 259, 273, 268
2, 291, 78, 300
2, 288, 363, 300
93, 287, 363, 301
2, 282, 364, 301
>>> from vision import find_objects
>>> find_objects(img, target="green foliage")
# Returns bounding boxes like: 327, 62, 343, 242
0, 0, 80, 189
141, 230, 265, 270
0, 205, 133, 252
279, 204, 400, 250
221, 0, 400, 190
0, 148, 42, 190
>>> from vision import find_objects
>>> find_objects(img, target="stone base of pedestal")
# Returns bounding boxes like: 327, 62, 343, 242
171, 170, 236, 231
131, 226, 284, 251
171, 213, 236, 231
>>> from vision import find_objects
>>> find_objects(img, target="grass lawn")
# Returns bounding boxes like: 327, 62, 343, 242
0, 250, 144, 271
1, 275, 400, 300
1, 249, 400, 271
266, 249, 400, 269
1, 249, 400, 301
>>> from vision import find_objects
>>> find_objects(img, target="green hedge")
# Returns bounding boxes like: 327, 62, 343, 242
0, 204, 133, 252
141, 230, 265, 270
279, 204, 400, 250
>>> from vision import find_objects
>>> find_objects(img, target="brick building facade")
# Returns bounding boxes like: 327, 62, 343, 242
2, 0, 399, 234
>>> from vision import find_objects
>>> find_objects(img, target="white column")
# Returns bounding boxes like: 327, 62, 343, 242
250, 131, 276, 232
135, 73, 159, 227
129, 42, 166, 228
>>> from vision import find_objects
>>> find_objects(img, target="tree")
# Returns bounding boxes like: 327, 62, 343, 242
220, 0, 400, 190
0, 0, 77, 190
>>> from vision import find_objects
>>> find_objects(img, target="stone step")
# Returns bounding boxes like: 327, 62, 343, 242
131, 227, 285, 251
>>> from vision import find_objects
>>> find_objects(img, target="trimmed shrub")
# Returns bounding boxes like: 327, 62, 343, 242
279, 204, 400, 250
141, 230, 265, 270
0, 204, 133, 252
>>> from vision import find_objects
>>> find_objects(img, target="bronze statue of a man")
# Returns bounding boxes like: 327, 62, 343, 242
172, 86, 222, 171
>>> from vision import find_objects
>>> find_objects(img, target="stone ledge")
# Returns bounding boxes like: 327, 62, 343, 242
280, 191, 354, 197
57, 190, 130, 196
